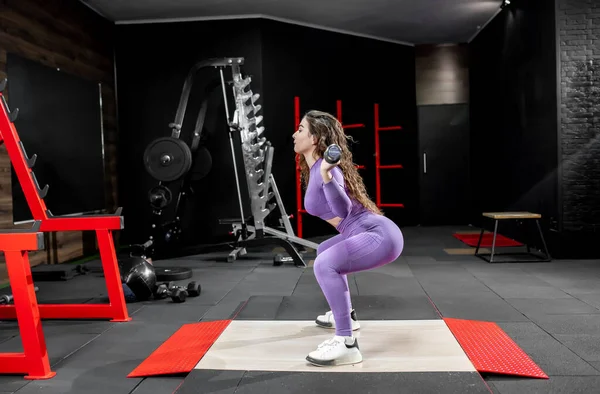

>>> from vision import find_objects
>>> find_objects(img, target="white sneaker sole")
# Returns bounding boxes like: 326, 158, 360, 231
306, 351, 363, 367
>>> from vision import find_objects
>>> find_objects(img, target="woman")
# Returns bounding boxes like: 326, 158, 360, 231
293, 110, 404, 367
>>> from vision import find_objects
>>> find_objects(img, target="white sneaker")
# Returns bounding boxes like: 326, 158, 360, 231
315, 309, 360, 331
306, 335, 363, 366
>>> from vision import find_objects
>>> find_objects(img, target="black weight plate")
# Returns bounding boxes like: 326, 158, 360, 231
155, 267, 193, 281
143, 137, 193, 182
148, 185, 173, 209
191, 146, 212, 181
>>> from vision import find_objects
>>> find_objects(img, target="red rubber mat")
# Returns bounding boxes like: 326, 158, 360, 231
453, 232, 523, 247
444, 318, 548, 379
127, 320, 231, 378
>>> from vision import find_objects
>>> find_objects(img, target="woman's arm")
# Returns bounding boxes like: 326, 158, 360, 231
321, 167, 352, 218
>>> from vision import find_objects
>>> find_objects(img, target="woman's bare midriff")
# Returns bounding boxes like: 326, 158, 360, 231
326, 217, 342, 229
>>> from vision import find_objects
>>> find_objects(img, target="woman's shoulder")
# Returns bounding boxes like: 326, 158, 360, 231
311, 157, 323, 170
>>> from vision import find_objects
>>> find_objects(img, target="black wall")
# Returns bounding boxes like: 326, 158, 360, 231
7, 53, 106, 223
557, 0, 600, 233
115, 18, 417, 246
468, 0, 559, 234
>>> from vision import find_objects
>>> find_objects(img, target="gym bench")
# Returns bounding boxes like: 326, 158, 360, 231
475, 212, 551, 263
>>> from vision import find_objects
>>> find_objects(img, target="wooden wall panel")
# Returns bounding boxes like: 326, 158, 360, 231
415, 44, 469, 106
0, 0, 117, 285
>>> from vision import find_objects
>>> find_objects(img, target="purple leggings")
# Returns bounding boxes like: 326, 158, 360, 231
314, 211, 404, 336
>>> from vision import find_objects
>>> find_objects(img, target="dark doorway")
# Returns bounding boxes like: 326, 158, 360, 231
418, 104, 471, 225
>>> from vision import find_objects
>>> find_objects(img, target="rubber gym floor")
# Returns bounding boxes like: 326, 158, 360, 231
1, 225, 600, 394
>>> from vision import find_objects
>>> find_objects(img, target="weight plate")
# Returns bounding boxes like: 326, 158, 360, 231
143, 137, 193, 182
191, 146, 212, 181
155, 267, 193, 281
148, 185, 173, 209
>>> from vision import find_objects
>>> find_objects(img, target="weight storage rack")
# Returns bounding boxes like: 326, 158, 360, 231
0, 79, 130, 380
139, 58, 317, 267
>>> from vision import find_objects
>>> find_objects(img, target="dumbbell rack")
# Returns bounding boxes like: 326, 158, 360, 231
143, 58, 317, 267
217, 59, 318, 266
0, 80, 129, 322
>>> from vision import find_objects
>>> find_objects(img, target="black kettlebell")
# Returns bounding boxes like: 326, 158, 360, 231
119, 257, 157, 301
324, 144, 342, 164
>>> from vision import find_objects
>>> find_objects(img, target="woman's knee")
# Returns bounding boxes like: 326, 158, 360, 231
313, 255, 330, 280
314, 252, 346, 280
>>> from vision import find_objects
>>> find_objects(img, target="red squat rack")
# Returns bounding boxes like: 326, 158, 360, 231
293, 97, 404, 238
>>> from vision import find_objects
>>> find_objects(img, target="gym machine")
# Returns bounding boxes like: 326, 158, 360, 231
137, 57, 318, 267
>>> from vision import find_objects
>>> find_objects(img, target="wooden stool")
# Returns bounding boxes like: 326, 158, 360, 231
475, 212, 551, 263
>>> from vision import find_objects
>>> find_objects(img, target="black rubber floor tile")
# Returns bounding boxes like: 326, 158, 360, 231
369, 261, 415, 277
13, 321, 191, 394
270, 294, 440, 321
350, 295, 440, 320
0, 332, 104, 393
571, 292, 600, 309
409, 265, 493, 294
488, 376, 600, 394
496, 322, 600, 376
291, 281, 360, 297
428, 292, 530, 322
404, 255, 438, 264
201, 300, 247, 321
131, 376, 185, 393
234, 296, 284, 320
527, 313, 600, 336
176, 370, 246, 394
130, 304, 211, 323
0, 375, 31, 393
553, 333, 600, 363
179, 370, 491, 394
0, 331, 100, 366
11, 359, 143, 394
504, 297, 600, 316
354, 273, 427, 297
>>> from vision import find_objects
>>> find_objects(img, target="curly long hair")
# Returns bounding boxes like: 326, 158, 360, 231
298, 110, 381, 215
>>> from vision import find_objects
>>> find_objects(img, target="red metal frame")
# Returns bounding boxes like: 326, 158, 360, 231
293, 97, 367, 237
336, 100, 365, 130
336, 100, 366, 170
0, 224, 56, 379
0, 88, 130, 328
374, 103, 404, 208
293, 97, 306, 238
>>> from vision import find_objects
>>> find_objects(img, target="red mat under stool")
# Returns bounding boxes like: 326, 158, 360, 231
453, 233, 523, 248
128, 320, 231, 378
444, 317, 548, 379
